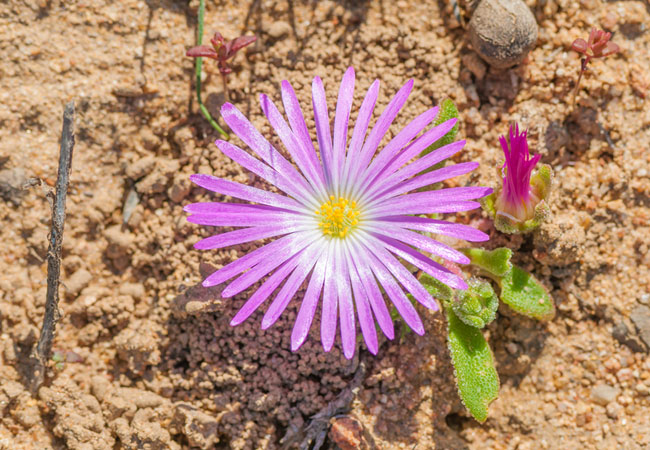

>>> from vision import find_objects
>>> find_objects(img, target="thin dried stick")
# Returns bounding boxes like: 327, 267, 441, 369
32, 101, 75, 389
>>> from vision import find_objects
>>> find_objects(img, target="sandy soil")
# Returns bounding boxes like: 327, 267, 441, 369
1, 0, 649, 449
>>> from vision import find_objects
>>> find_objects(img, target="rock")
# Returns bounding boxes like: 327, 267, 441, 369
115, 320, 161, 374
0, 167, 27, 205
533, 214, 586, 266
468, 0, 538, 69
462, 52, 487, 80
125, 156, 156, 180
65, 268, 92, 296
329, 416, 366, 450
544, 121, 570, 154
171, 403, 220, 448
591, 384, 619, 406
612, 319, 648, 353
168, 173, 191, 203
267, 21, 291, 39
606, 401, 623, 419
631, 305, 650, 350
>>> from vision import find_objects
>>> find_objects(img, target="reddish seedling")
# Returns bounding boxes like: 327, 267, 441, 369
571, 28, 620, 106
187, 32, 257, 100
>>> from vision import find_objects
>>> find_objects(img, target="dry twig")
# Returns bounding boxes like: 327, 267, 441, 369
31, 101, 75, 390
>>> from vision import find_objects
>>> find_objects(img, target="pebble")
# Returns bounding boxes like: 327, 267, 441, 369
65, 268, 92, 296
267, 21, 291, 39
591, 384, 620, 406
630, 305, 650, 350
468, 0, 538, 69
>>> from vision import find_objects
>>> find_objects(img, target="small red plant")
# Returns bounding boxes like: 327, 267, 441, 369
187, 32, 257, 76
571, 28, 620, 105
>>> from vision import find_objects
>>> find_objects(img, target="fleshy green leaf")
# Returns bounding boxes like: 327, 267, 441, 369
452, 278, 499, 328
447, 309, 499, 422
419, 272, 454, 304
498, 265, 555, 320
461, 247, 513, 278
421, 99, 460, 157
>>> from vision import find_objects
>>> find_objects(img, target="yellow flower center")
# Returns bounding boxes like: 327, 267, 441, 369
316, 195, 361, 238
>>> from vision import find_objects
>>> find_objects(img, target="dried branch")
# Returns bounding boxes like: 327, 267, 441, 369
31, 101, 75, 390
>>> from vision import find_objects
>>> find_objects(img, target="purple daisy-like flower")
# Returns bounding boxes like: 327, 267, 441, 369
494, 124, 541, 223
185, 67, 492, 358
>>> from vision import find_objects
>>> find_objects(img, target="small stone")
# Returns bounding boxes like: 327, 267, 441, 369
65, 268, 92, 296
468, 0, 538, 69
462, 52, 487, 80
630, 305, 650, 350
329, 416, 365, 450
125, 156, 156, 180
267, 21, 291, 39
591, 384, 619, 406
606, 401, 623, 419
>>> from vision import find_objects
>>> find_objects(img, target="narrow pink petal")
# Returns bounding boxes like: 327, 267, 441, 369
220, 232, 319, 296
365, 251, 425, 335
312, 76, 334, 185
376, 216, 489, 242
355, 79, 414, 174
291, 243, 331, 351
187, 211, 306, 228
369, 225, 470, 264
230, 252, 303, 326
259, 95, 326, 198
261, 244, 324, 329
371, 187, 493, 213
184, 202, 293, 215
373, 233, 467, 290
219, 103, 312, 193
348, 241, 394, 340
371, 118, 458, 183
368, 162, 479, 204
364, 140, 466, 200
202, 232, 310, 287
281, 80, 326, 191
342, 80, 379, 196
190, 174, 304, 212
343, 242, 378, 354
320, 242, 338, 352
216, 140, 316, 206
336, 244, 356, 359
332, 67, 355, 189
361, 237, 438, 311
194, 225, 302, 250
359, 106, 440, 190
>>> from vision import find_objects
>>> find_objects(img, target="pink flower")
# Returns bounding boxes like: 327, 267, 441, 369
186, 68, 492, 358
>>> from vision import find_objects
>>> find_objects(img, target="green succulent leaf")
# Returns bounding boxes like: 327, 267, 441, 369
461, 247, 513, 278
447, 309, 499, 423
419, 272, 454, 304
452, 278, 499, 328
421, 98, 459, 157
498, 265, 555, 320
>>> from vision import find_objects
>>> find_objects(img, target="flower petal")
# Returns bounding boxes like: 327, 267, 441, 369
367, 187, 491, 217
220, 231, 320, 296
220, 103, 313, 194
230, 252, 303, 326
259, 94, 326, 200
291, 242, 331, 351
347, 242, 395, 340
343, 241, 378, 354
194, 225, 304, 250
367, 162, 480, 204
372, 233, 467, 290
312, 76, 334, 185
184, 202, 292, 215
336, 243, 356, 359
261, 244, 324, 329
361, 236, 438, 311
187, 212, 308, 228
342, 80, 379, 197
202, 232, 312, 287
357, 106, 440, 194
320, 241, 339, 352
190, 174, 304, 212
216, 139, 318, 207
364, 250, 425, 335
368, 225, 470, 264
281, 80, 327, 191
355, 79, 414, 174
332, 67, 355, 190
376, 216, 489, 242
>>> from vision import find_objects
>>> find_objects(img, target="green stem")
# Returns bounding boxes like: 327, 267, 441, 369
195, 0, 229, 140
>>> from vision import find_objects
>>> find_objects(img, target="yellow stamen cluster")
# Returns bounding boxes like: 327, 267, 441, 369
316, 195, 361, 238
